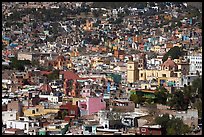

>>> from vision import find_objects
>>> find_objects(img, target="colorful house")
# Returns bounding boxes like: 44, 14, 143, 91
59, 102, 79, 122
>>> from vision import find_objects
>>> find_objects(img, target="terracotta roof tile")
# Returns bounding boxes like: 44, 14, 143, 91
60, 71, 80, 80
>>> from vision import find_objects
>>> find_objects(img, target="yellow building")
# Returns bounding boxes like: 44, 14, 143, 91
72, 97, 84, 105
23, 105, 59, 117
127, 61, 139, 83
83, 20, 93, 31
92, 58, 104, 68
151, 45, 161, 53
139, 69, 173, 81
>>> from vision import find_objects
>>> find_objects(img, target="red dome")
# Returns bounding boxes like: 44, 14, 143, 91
161, 56, 178, 69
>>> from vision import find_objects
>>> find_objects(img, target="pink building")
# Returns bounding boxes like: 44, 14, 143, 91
87, 97, 106, 115
78, 97, 106, 116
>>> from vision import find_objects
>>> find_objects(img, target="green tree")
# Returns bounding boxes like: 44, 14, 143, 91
155, 113, 170, 135
22, 79, 30, 85
168, 90, 189, 111
193, 99, 202, 118
154, 86, 168, 105
191, 77, 202, 98
62, 110, 68, 119
130, 94, 139, 107
61, 124, 69, 135
166, 117, 191, 135
10, 57, 31, 71
155, 114, 191, 135
47, 70, 60, 81
162, 46, 183, 62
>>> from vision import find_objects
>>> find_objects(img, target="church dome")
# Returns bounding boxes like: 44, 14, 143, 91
161, 56, 178, 70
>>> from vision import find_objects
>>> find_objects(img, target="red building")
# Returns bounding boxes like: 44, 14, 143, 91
60, 71, 81, 97
139, 125, 162, 135
59, 102, 79, 122
114, 50, 125, 59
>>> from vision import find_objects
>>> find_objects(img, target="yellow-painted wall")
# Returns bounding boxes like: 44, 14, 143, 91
139, 69, 173, 81
23, 105, 59, 117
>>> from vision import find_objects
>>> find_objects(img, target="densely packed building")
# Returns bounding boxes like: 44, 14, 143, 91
2, 2, 202, 135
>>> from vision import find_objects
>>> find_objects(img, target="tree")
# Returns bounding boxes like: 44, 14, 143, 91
23, 79, 30, 85
47, 70, 60, 81
130, 94, 144, 106
168, 90, 189, 111
62, 110, 68, 119
166, 117, 191, 135
154, 86, 168, 105
155, 114, 191, 135
61, 124, 69, 135
155, 113, 170, 135
191, 77, 202, 98
162, 46, 183, 62
10, 57, 31, 71
130, 94, 139, 107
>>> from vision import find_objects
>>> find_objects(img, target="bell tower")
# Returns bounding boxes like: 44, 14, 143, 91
127, 60, 139, 83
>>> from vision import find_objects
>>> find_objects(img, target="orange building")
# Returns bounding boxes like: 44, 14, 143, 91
49, 55, 72, 70
114, 50, 125, 58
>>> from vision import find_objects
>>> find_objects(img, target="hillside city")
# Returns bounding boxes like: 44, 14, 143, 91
2, 2, 202, 135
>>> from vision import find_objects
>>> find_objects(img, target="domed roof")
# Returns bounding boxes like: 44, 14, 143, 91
161, 56, 178, 68
57, 55, 65, 61
40, 84, 53, 92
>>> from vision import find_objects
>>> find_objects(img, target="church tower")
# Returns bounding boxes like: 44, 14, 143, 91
127, 60, 139, 83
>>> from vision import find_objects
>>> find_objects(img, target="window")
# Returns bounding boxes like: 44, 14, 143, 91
70, 110, 75, 115
101, 99, 103, 102
24, 124, 27, 130
32, 110, 35, 114
85, 126, 92, 132
129, 66, 132, 69
141, 73, 143, 77
162, 74, 166, 77
10, 114, 13, 117
36, 108, 39, 112
141, 128, 146, 132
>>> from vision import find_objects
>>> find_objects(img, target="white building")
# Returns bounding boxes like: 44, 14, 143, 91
179, 74, 200, 87
6, 117, 40, 135
39, 92, 59, 103
2, 111, 17, 125
185, 53, 202, 75
2, 98, 12, 105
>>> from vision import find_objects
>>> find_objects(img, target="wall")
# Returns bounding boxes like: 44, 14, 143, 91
23, 105, 59, 117
139, 70, 172, 81
87, 97, 106, 115
140, 127, 162, 135
2, 111, 17, 125
6, 120, 29, 134
39, 94, 59, 103
17, 53, 33, 61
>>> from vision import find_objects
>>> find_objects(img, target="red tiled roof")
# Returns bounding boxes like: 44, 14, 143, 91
40, 71, 52, 75
60, 71, 80, 80
79, 77, 97, 81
